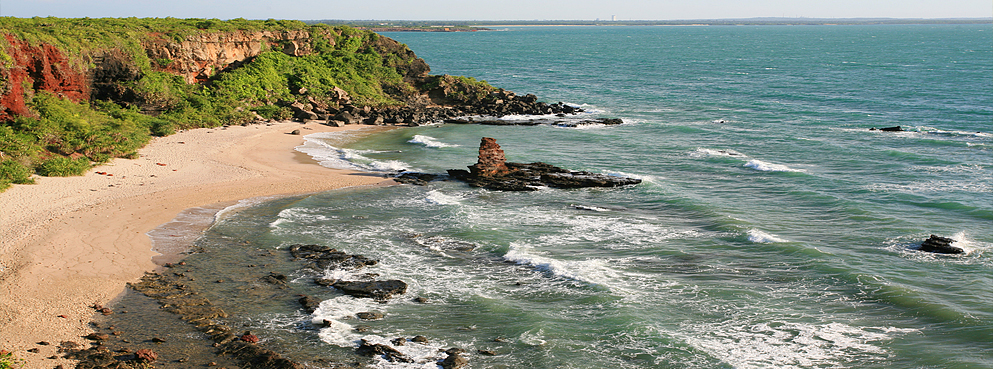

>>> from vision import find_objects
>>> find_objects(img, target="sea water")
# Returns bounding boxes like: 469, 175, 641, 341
183, 25, 992, 368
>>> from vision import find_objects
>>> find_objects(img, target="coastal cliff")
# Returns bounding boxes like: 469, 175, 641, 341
0, 18, 571, 190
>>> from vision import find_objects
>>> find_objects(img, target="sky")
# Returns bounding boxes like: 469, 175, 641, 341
2, 0, 991, 20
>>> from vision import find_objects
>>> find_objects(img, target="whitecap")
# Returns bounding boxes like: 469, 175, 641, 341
680, 321, 918, 369
504, 242, 620, 288
424, 190, 463, 206
690, 148, 746, 158
407, 134, 460, 148
747, 229, 789, 243
571, 204, 612, 212
744, 159, 806, 173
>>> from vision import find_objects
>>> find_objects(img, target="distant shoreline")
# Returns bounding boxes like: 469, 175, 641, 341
312, 17, 992, 30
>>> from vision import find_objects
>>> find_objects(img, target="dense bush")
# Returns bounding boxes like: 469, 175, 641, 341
0, 17, 495, 192
35, 156, 91, 177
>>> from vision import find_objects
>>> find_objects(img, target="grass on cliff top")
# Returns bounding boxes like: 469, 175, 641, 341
0, 18, 429, 190
0, 18, 498, 191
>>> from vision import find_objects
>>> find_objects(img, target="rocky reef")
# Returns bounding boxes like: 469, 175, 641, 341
919, 234, 965, 254
395, 137, 642, 191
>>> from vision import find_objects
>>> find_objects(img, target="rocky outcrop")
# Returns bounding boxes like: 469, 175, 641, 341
469, 137, 510, 176
444, 138, 642, 191
144, 30, 317, 84
356, 339, 413, 363
331, 280, 408, 301
126, 271, 302, 369
0, 35, 89, 121
288, 244, 379, 270
919, 235, 964, 254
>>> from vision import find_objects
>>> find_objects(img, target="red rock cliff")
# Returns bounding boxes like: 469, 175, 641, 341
0, 35, 89, 121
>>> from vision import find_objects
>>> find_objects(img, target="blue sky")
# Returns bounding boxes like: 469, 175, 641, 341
3, 0, 991, 20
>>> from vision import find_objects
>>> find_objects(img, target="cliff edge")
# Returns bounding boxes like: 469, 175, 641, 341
0, 18, 574, 190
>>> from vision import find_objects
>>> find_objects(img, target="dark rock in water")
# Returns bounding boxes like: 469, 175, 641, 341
553, 118, 624, 128
919, 234, 964, 254
289, 244, 378, 270
541, 172, 642, 189
298, 295, 322, 314
439, 350, 469, 369
448, 137, 641, 191
871, 126, 904, 132
393, 172, 438, 186
356, 311, 384, 320
356, 339, 413, 363
411, 335, 429, 343
332, 280, 408, 300
261, 273, 288, 285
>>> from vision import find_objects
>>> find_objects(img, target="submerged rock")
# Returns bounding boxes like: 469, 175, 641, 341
393, 172, 438, 186
288, 244, 378, 270
298, 295, 322, 314
332, 280, 408, 300
919, 234, 964, 254
356, 339, 413, 363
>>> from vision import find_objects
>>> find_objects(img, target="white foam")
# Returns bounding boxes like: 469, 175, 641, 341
680, 321, 918, 369
313, 295, 380, 347
691, 148, 746, 158
296, 133, 415, 172
571, 204, 611, 212
407, 134, 460, 148
504, 241, 621, 288
744, 159, 806, 173
948, 231, 983, 255
213, 196, 276, 222
269, 207, 336, 228
748, 229, 789, 243
424, 190, 463, 206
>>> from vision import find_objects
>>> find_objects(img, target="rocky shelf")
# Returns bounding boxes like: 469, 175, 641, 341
395, 137, 642, 191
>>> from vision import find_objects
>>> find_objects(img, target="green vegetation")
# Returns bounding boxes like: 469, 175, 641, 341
0, 17, 434, 191
0, 350, 24, 369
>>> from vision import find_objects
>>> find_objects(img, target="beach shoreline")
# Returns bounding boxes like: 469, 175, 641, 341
0, 121, 394, 368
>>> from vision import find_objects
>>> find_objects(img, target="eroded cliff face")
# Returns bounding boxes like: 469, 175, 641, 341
0, 35, 89, 122
143, 29, 319, 84
0, 27, 432, 120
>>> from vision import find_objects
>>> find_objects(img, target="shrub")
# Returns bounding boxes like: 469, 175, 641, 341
0, 350, 25, 369
35, 156, 91, 177
0, 160, 35, 185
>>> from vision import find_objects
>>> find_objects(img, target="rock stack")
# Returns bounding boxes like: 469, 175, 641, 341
468, 137, 510, 177
445, 138, 642, 191
919, 234, 965, 254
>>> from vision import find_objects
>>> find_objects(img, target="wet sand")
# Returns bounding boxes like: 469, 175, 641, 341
0, 121, 393, 368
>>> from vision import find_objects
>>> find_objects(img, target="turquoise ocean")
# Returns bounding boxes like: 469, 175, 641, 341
183, 25, 993, 368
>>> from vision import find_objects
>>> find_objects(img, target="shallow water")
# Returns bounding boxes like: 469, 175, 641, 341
142, 25, 991, 369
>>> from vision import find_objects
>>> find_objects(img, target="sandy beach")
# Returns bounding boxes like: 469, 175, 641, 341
0, 121, 392, 367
